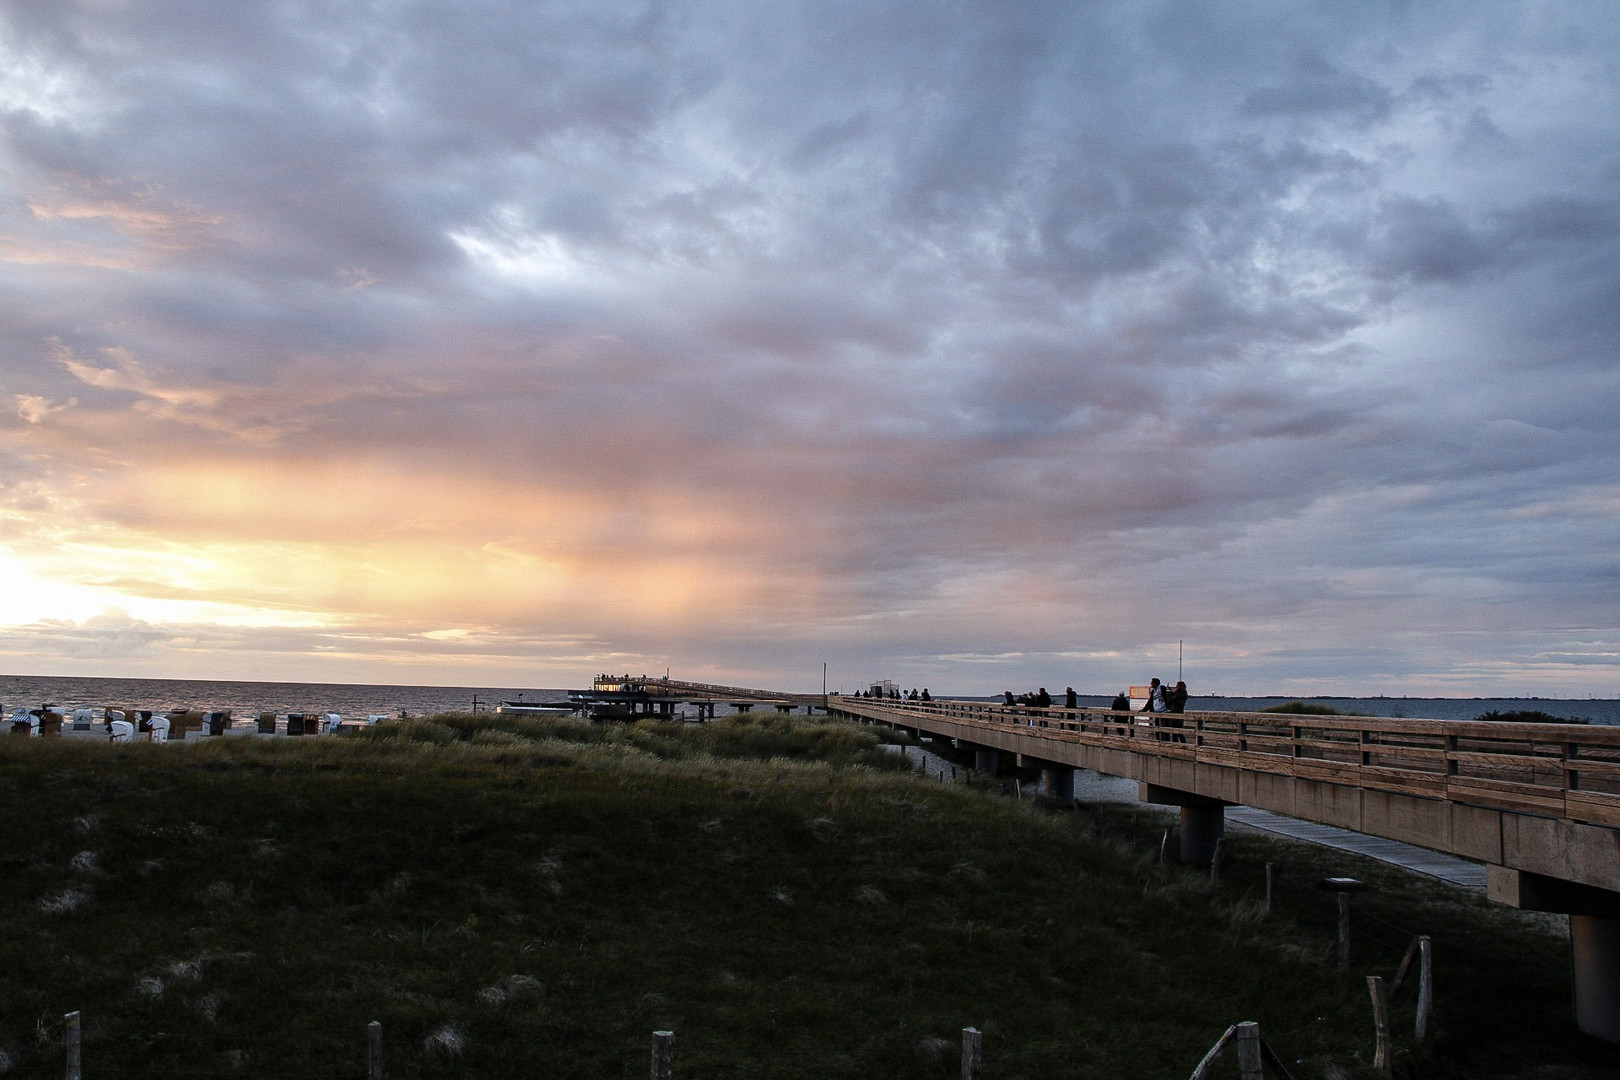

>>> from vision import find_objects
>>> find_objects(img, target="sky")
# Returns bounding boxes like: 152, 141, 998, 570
1, 1, 1618, 698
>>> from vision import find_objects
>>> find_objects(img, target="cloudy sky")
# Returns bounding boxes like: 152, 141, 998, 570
1, 1, 1617, 697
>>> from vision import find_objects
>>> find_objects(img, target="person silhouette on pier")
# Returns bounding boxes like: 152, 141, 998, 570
1142, 678, 1167, 739
1164, 680, 1189, 742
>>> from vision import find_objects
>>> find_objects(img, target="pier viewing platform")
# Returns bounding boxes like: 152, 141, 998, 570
544, 675, 828, 721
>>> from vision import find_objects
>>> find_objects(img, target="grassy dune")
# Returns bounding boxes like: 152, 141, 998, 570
0, 712, 1615, 1079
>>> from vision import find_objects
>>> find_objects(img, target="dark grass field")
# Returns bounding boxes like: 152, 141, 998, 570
1, 712, 1616, 1079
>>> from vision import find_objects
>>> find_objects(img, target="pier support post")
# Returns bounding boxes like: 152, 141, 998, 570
1141, 784, 1228, 866
1571, 915, 1620, 1043
1041, 766, 1076, 808
1489, 866, 1620, 1043
1179, 804, 1226, 866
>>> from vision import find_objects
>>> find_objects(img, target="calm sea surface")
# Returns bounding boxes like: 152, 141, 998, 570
0, 674, 567, 719
3, 674, 1616, 725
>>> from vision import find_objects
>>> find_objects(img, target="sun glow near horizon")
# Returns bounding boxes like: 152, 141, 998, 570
0, 449, 819, 648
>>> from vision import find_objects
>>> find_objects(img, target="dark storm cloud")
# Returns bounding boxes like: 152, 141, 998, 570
1, 0, 1618, 694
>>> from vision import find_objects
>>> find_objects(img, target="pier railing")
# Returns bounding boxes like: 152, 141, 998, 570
829, 697, 1620, 828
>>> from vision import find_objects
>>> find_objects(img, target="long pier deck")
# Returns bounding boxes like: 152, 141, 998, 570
829, 694, 1620, 1040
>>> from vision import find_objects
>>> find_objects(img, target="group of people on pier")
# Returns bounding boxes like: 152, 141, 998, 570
1137, 677, 1189, 741
851, 679, 1193, 736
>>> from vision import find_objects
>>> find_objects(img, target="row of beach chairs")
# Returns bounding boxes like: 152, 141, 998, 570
8, 708, 386, 740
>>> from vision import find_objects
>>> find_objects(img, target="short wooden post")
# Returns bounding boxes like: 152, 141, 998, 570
1209, 837, 1226, 886
651, 1030, 675, 1080
961, 1026, 982, 1080
1416, 935, 1433, 1040
1159, 828, 1171, 868
1367, 976, 1392, 1074
1337, 892, 1351, 968
368, 1020, 382, 1080
64, 1011, 81, 1080
1264, 862, 1276, 916
1234, 1021, 1263, 1080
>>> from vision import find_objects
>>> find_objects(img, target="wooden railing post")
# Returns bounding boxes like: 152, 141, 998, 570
1564, 738, 1578, 788
64, 1011, 81, 1080
1367, 976, 1392, 1074
368, 1020, 382, 1080
1337, 892, 1351, 968
1416, 935, 1433, 1040
651, 1030, 675, 1080
961, 1026, 982, 1080
1234, 1021, 1262, 1080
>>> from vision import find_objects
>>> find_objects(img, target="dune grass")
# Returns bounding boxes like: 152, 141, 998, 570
0, 712, 1614, 1079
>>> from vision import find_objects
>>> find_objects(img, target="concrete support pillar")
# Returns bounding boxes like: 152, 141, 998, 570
1179, 803, 1226, 866
974, 748, 1000, 775
1571, 914, 1620, 1043
1041, 766, 1076, 808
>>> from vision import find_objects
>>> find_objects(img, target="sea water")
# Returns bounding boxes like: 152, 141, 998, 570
0, 674, 568, 720
2, 673, 1616, 725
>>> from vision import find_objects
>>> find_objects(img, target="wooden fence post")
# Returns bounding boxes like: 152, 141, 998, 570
1234, 1021, 1262, 1080
651, 1030, 675, 1080
961, 1027, 982, 1080
1367, 976, 1392, 1074
1337, 893, 1351, 968
1416, 935, 1433, 1040
368, 1020, 382, 1080
1264, 863, 1275, 916
64, 1011, 81, 1080
1210, 838, 1226, 886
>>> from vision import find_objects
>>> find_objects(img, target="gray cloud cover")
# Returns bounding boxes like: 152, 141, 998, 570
1, 0, 1617, 696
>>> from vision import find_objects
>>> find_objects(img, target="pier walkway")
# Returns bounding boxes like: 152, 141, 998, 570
1225, 806, 1489, 888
